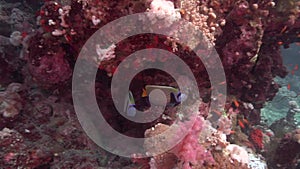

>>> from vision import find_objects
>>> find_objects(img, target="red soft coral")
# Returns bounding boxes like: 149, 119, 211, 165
249, 128, 264, 150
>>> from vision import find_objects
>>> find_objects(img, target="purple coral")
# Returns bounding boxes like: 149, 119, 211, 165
27, 47, 72, 87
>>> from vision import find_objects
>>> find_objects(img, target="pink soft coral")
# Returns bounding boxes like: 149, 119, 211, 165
172, 116, 215, 169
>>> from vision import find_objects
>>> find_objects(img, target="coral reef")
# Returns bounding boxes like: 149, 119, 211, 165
269, 129, 300, 168
0, 83, 23, 118
0, 0, 299, 168
249, 128, 264, 150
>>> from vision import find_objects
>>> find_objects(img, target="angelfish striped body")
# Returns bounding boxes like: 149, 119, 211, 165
124, 85, 187, 117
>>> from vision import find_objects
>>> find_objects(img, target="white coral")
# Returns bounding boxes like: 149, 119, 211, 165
148, 0, 181, 26
0, 128, 14, 139
0, 83, 23, 118
248, 153, 267, 169
150, 0, 179, 17
95, 44, 116, 64
225, 144, 249, 165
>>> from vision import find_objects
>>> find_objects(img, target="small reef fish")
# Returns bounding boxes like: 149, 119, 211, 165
287, 84, 291, 90
280, 25, 288, 34
243, 119, 249, 124
238, 117, 250, 129
238, 119, 245, 129
294, 64, 299, 71
290, 64, 298, 76
233, 99, 240, 108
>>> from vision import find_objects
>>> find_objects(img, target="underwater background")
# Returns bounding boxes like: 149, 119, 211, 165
0, 0, 299, 169
262, 44, 300, 126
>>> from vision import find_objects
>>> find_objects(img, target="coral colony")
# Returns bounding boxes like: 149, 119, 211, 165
0, 0, 300, 168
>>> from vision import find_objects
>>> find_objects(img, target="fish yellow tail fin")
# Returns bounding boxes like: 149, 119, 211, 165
142, 88, 147, 97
